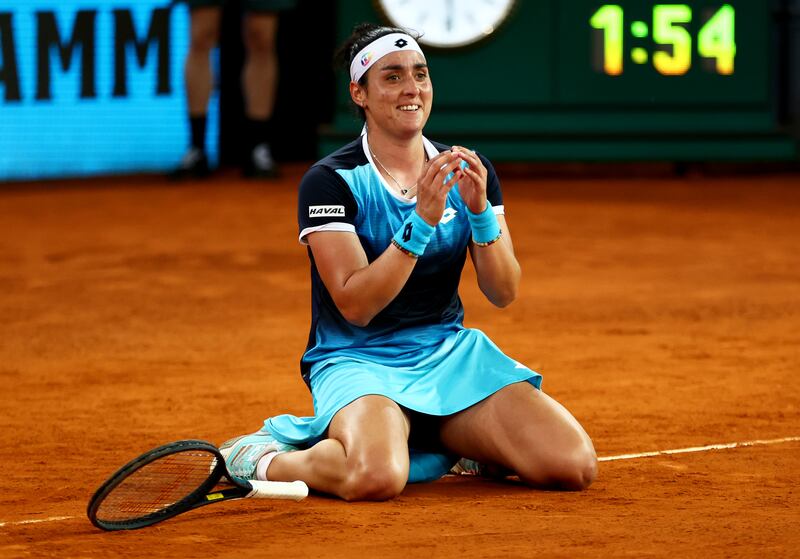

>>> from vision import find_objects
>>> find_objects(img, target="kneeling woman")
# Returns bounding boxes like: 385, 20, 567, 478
221, 23, 597, 500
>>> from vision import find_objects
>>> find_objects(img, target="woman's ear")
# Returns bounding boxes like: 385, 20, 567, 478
350, 81, 366, 108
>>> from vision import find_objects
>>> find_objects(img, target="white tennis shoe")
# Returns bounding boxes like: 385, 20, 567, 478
219, 430, 297, 483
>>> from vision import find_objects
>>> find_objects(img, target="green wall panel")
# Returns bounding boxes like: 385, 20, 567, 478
327, 0, 797, 161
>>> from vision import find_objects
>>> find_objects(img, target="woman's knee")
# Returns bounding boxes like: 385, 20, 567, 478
557, 447, 598, 490
517, 446, 598, 491
340, 456, 407, 501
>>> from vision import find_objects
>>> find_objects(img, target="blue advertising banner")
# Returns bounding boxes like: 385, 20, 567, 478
0, 0, 218, 180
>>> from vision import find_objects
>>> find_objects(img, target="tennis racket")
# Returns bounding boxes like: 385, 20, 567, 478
87, 439, 308, 531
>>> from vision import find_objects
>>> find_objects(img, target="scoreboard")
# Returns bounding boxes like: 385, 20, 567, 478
324, 0, 798, 162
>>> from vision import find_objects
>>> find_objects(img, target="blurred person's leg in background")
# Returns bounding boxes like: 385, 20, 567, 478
240, 2, 283, 178
170, 1, 221, 179
171, 0, 295, 180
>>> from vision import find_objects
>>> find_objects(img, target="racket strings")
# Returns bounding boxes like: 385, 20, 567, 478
95, 450, 217, 521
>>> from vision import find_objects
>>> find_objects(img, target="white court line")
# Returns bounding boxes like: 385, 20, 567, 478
2, 436, 799, 528
598, 436, 800, 462
0, 515, 75, 528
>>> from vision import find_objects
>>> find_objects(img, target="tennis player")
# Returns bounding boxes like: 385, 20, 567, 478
221, 23, 597, 500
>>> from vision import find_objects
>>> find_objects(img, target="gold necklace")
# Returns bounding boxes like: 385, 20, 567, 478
370, 149, 419, 198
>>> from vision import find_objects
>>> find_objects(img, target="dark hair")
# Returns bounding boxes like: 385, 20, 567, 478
333, 23, 421, 122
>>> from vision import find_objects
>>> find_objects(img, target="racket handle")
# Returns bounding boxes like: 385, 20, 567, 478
247, 480, 308, 501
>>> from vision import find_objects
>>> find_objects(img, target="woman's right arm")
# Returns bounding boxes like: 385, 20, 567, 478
307, 231, 417, 327
306, 151, 463, 327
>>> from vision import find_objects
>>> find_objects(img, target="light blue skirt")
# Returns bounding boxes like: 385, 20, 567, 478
264, 328, 541, 481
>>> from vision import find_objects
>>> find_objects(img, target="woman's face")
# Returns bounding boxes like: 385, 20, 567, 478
356, 50, 432, 139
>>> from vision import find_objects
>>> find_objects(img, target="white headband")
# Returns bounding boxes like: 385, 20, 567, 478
349, 33, 425, 83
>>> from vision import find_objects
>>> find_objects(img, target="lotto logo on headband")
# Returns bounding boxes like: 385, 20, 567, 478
349, 33, 424, 83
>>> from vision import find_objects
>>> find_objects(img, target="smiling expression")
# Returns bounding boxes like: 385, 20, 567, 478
354, 50, 433, 139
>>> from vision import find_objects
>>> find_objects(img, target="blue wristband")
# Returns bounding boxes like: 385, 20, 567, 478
392, 211, 435, 258
467, 202, 502, 246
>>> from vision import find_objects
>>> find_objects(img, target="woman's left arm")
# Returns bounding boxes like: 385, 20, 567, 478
453, 147, 521, 308
469, 214, 520, 307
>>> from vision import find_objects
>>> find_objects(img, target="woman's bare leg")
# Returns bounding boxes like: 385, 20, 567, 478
440, 382, 597, 490
267, 395, 412, 501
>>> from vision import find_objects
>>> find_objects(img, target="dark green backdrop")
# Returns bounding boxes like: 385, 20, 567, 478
321, 0, 798, 162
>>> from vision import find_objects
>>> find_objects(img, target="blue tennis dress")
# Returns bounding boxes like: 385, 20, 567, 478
265, 134, 542, 481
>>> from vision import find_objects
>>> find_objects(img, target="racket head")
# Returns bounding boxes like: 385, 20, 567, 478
87, 439, 240, 531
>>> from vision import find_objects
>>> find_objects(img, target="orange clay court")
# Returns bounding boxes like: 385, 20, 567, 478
0, 166, 798, 558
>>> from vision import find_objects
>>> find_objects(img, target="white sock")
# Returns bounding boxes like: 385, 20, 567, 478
255, 451, 281, 481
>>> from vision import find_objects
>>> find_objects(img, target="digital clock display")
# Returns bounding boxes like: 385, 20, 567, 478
554, 0, 768, 106
590, 4, 736, 76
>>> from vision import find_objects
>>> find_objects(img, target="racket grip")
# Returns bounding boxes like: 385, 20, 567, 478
247, 480, 308, 501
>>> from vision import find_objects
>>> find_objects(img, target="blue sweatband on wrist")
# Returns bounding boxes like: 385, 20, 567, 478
392, 210, 435, 258
467, 202, 502, 246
